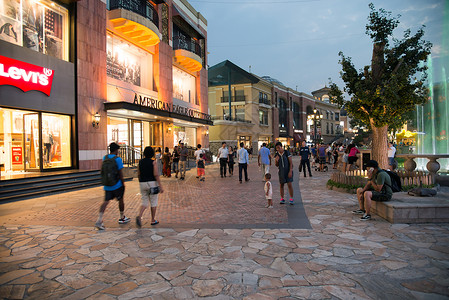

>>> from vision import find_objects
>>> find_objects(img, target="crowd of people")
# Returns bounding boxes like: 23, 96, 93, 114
94, 140, 398, 230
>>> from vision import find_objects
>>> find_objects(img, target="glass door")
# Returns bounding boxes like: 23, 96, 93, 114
23, 113, 40, 171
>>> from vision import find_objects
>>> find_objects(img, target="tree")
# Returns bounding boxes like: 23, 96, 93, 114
330, 3, 432, 169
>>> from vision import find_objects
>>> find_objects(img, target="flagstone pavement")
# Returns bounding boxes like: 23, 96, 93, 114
0, 157, 448, 299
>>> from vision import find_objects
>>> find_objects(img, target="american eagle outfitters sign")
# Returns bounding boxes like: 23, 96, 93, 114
133, 93, 211, 121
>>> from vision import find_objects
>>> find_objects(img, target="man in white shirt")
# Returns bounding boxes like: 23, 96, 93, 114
237, 142, 250, 183
258, 143, 272, 181
217, 142, 229, 178
194, 144, 205, 178
387, 142, 397, 170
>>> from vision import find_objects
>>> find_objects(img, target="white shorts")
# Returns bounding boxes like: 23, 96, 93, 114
139, 181, 159, 208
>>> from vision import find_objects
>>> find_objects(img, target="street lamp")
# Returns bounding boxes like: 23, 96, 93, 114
307, 109, 323, 145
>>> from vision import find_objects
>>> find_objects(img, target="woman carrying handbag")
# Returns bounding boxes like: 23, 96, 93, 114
136, 146, 164, 227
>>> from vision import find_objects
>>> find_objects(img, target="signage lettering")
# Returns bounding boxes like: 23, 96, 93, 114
133, 93, 211, 121
0, 55, 54, 96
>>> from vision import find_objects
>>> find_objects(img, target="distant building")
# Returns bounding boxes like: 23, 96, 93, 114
311, 87, 342, 144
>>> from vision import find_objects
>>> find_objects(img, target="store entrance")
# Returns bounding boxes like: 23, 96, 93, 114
23, 113, 40, 171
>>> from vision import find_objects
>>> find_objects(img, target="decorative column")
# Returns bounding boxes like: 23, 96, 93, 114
426, 157, 441, 184
403, 156, 417, 173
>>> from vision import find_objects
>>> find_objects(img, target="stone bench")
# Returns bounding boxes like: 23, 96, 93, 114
371, 187, 449, 223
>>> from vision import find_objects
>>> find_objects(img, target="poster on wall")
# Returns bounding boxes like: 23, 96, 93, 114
44, 9, 63, 59
0, 0, 21, 46
22, 0, 44, 52
12, 146, 22, 165
107, 38, 141, 86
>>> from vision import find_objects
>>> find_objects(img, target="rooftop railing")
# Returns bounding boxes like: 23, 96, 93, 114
108, 0, 159, 29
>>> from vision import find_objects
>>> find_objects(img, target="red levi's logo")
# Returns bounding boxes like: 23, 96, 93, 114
0, 55, 54, 96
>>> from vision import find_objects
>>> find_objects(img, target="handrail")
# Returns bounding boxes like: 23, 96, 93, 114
115, 145, 142, 166
108, 0, 159, 29
211, 116, 252, 123
173, 36, 202, 56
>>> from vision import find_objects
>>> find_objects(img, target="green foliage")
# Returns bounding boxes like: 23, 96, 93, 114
329, 3, 432, 130
327, 179, 364, 191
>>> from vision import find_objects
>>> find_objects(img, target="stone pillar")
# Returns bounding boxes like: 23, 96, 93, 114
426, 157, 441, 184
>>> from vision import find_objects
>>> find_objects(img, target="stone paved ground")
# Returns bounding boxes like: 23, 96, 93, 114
0, 157, 448, 299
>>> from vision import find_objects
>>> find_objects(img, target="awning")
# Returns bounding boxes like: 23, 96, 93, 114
104, 101, 213, 125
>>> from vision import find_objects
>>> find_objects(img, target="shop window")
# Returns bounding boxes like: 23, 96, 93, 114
107, 33, 153, 89
0, 0, 69, 61
42, 113, 71, 169
174, 126, 196, 147
173, 66, 197, 104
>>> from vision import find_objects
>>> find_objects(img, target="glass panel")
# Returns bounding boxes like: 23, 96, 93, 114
132, 120, 142, 152
42, 113, 70, 168
107, 117, 129, 146
23, 113, 39, 170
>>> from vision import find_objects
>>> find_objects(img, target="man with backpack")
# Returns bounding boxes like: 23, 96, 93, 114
353, 160, 393, 221
95, 142, 130, 230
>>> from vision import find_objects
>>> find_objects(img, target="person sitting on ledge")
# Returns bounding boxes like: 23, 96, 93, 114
353, 160, 392, 221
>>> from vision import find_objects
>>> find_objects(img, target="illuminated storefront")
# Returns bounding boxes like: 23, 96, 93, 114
0, 0, 74, 176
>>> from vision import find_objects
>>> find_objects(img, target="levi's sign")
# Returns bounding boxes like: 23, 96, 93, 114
0, 55, 54, 96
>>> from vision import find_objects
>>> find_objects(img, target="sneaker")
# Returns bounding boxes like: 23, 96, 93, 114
361, 214, 371, 221
95, 222, 105, 230
239, 181, 242, 184
118, 216, 131, 224
352, 209, 365, 215
136, 216, 142, 228
268, 205, 273, 209
289, 199, 294, 205
280, 199, 285, 204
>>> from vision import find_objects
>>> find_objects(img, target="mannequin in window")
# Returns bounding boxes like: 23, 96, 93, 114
43, 131, 53, 166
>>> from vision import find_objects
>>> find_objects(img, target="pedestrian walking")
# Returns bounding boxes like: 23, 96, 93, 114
388, 141, 397, 170
136, 146, 163, 228
299, 141, 312, 177
318, 143, 327, 172
197, 153, 206, 181
332, 146, 339, 169
172, 146, 180, 178
274, 141, 294, 205
311, 144, 317, 168
162, 147, 171, 177
258, 142, 272, 181
347, 144, 360, 171
179, 143, 188, 180
237, 142, 250, 183
155, 147, 163, 176
264, 173, 273, 208
95, 142, 130, 230
228, 146, 235, 176
218, 142, 229, 178
194, 144, 205, 178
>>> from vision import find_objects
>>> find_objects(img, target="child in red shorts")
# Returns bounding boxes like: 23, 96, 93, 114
197, 153, 206, 181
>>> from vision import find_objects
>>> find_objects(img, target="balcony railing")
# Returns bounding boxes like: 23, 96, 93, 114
212, 116, 251, 123
259, 98, 271, 105
220, 95, 246, 103
173, 36, 202, 57
108, 0, 159, 29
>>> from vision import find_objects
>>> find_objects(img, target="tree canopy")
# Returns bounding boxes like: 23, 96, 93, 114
330, 3, 432, 130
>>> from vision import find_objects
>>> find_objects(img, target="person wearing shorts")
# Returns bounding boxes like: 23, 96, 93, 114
318, 144, 326, 171
95, 142, 130, 230
136, 146, 164, 227
354, 160, 392, 221
197, 153, 206, 181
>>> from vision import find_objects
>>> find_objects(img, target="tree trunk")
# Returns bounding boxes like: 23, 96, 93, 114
370, 119, 389, 169
371, 42, 385, 85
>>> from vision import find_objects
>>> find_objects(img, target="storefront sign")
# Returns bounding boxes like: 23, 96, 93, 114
133, 93, 211, 121
12, 147, 22, 165
0, 55, 54, 96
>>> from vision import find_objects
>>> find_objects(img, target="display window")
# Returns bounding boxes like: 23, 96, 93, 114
0, 0, 69, 61
0, 107, 71, 175
173, 66, 197, 104
106, 33, 153, 89
173, 125, 196, 147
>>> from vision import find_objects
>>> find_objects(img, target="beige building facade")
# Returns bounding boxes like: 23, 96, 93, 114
311, 87, 342, 144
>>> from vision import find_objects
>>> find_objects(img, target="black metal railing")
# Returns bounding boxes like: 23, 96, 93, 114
212, 116, 251, 123
117, 145, 142, 166
173, 36, 202, 56
108, 0, 159, 29
259, 98, 271, 105
220, 95, 246, 103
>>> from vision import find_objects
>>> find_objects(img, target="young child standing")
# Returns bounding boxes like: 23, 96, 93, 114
197, 153, 206, 181
264, 173, 273, 208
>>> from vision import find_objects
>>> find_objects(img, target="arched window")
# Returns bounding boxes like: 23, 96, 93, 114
293, 102, 301, 130
279, 98, 288, 129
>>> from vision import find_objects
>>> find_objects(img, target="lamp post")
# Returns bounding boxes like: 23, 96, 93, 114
307, 109, 323, 145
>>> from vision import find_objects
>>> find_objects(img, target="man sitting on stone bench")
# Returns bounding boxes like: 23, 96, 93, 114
353, 160, 393, 221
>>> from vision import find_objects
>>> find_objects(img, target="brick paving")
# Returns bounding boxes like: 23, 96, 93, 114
0, 156, 448, 299
0, 160, 308, 229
